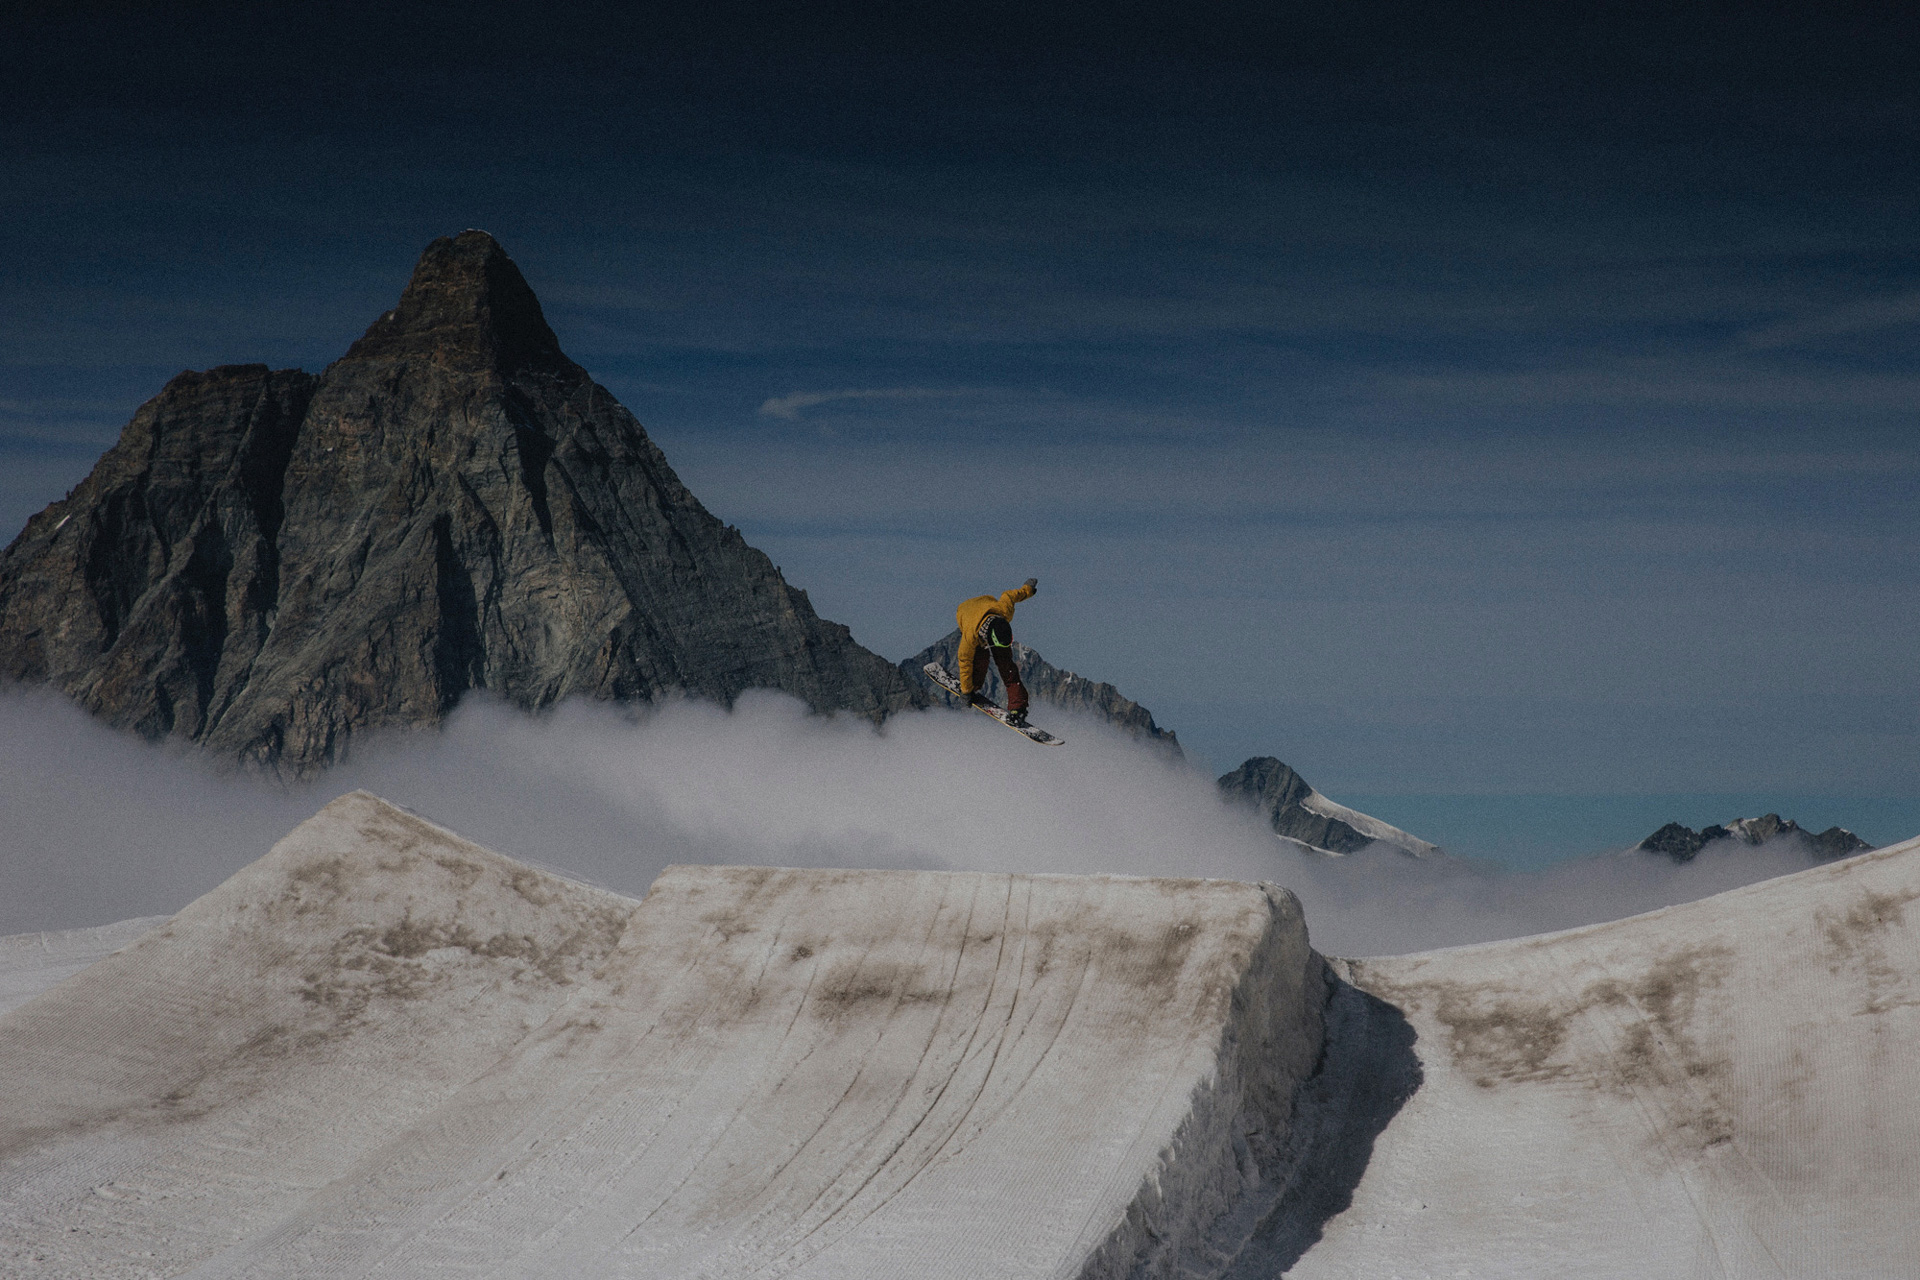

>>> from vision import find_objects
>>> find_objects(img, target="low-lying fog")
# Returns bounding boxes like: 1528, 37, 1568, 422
0, 687, 1847, 956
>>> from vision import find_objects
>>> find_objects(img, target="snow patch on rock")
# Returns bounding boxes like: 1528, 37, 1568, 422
1298, 790, 1441, 859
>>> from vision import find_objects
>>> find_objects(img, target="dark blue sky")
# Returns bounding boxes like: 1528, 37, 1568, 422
5, 1, 1917, 803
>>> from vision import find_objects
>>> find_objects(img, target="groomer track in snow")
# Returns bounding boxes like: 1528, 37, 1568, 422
5, 795, 1918, 1277
0, 792, 1325, 1279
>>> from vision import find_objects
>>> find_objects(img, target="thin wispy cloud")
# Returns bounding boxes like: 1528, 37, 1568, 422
1380, 361, 1920, 416
1741, 290, 1920, 350
757, 387, 966, 420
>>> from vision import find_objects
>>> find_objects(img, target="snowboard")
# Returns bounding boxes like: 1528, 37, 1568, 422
924, 663, 1064, 745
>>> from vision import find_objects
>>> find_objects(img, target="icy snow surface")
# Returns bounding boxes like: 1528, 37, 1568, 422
0, 916, 166, 1016
0, 791, 1325, 1279
1272, 832, 1920, 1279
5, 791, 1916, 1278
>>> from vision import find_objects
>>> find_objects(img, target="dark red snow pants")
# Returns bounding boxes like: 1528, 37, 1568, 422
983, 634, 1028, 715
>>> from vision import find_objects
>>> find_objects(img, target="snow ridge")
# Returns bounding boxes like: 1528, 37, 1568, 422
1297, 790, 1440, 859
0, 794, 1327, 1280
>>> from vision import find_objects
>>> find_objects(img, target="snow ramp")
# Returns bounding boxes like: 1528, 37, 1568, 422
1264, 832, 1920, 1279
0, 791, 1326, 1279
0, 915, 167, 1017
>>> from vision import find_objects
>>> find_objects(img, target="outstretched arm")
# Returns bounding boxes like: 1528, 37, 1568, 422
1000, 577, 1038, 611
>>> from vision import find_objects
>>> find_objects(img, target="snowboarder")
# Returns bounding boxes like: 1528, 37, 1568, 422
954, 578, 1038, 726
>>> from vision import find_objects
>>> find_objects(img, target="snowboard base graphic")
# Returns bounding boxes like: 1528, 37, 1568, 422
924, 663, 1065, 746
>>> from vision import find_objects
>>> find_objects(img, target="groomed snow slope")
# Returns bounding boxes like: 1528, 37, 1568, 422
0, 794, 637, 1279
0, 916, 166, 1016
0, 791, 1326, 1280
1269, 832, 1920, 1279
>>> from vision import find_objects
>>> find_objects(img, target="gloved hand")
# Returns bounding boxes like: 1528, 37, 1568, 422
966, 691, 989, 707
1024, 577, 1038, 592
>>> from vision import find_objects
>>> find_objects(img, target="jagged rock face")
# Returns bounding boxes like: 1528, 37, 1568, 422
0, 366, 317, 741
1639, 815, 1873, 863
902, 630, 1182, 757
1805, 825, 1875, 859
1639, 821, 1712, 861
1216, 756, 1374, 854
0, 232, 921, 773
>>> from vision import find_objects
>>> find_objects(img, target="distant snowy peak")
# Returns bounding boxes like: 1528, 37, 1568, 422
1639, 813, 1873, 864
1218, 756, 1440, 859
1298, 788, 1442, 859
898, 639, 1444, 859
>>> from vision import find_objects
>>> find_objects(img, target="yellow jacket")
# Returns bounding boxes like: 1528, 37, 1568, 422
955, 583, 1036, 693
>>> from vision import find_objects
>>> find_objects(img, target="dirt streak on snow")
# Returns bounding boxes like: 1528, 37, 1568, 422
1270, 834, 1920, 1279
6, 794, 1917, 1278
0, 792, 1325, 1280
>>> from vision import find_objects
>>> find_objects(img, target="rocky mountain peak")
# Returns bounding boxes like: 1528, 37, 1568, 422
1219, 756, 1364, 854
0, 233, 920, 773
1219, 756, 1440, 858
1639, 815, 1873, 863
341, 230, 572, 374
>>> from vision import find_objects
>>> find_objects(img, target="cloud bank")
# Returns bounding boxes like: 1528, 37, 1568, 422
756, 388, 963, 420
0, 688, 1831, 956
